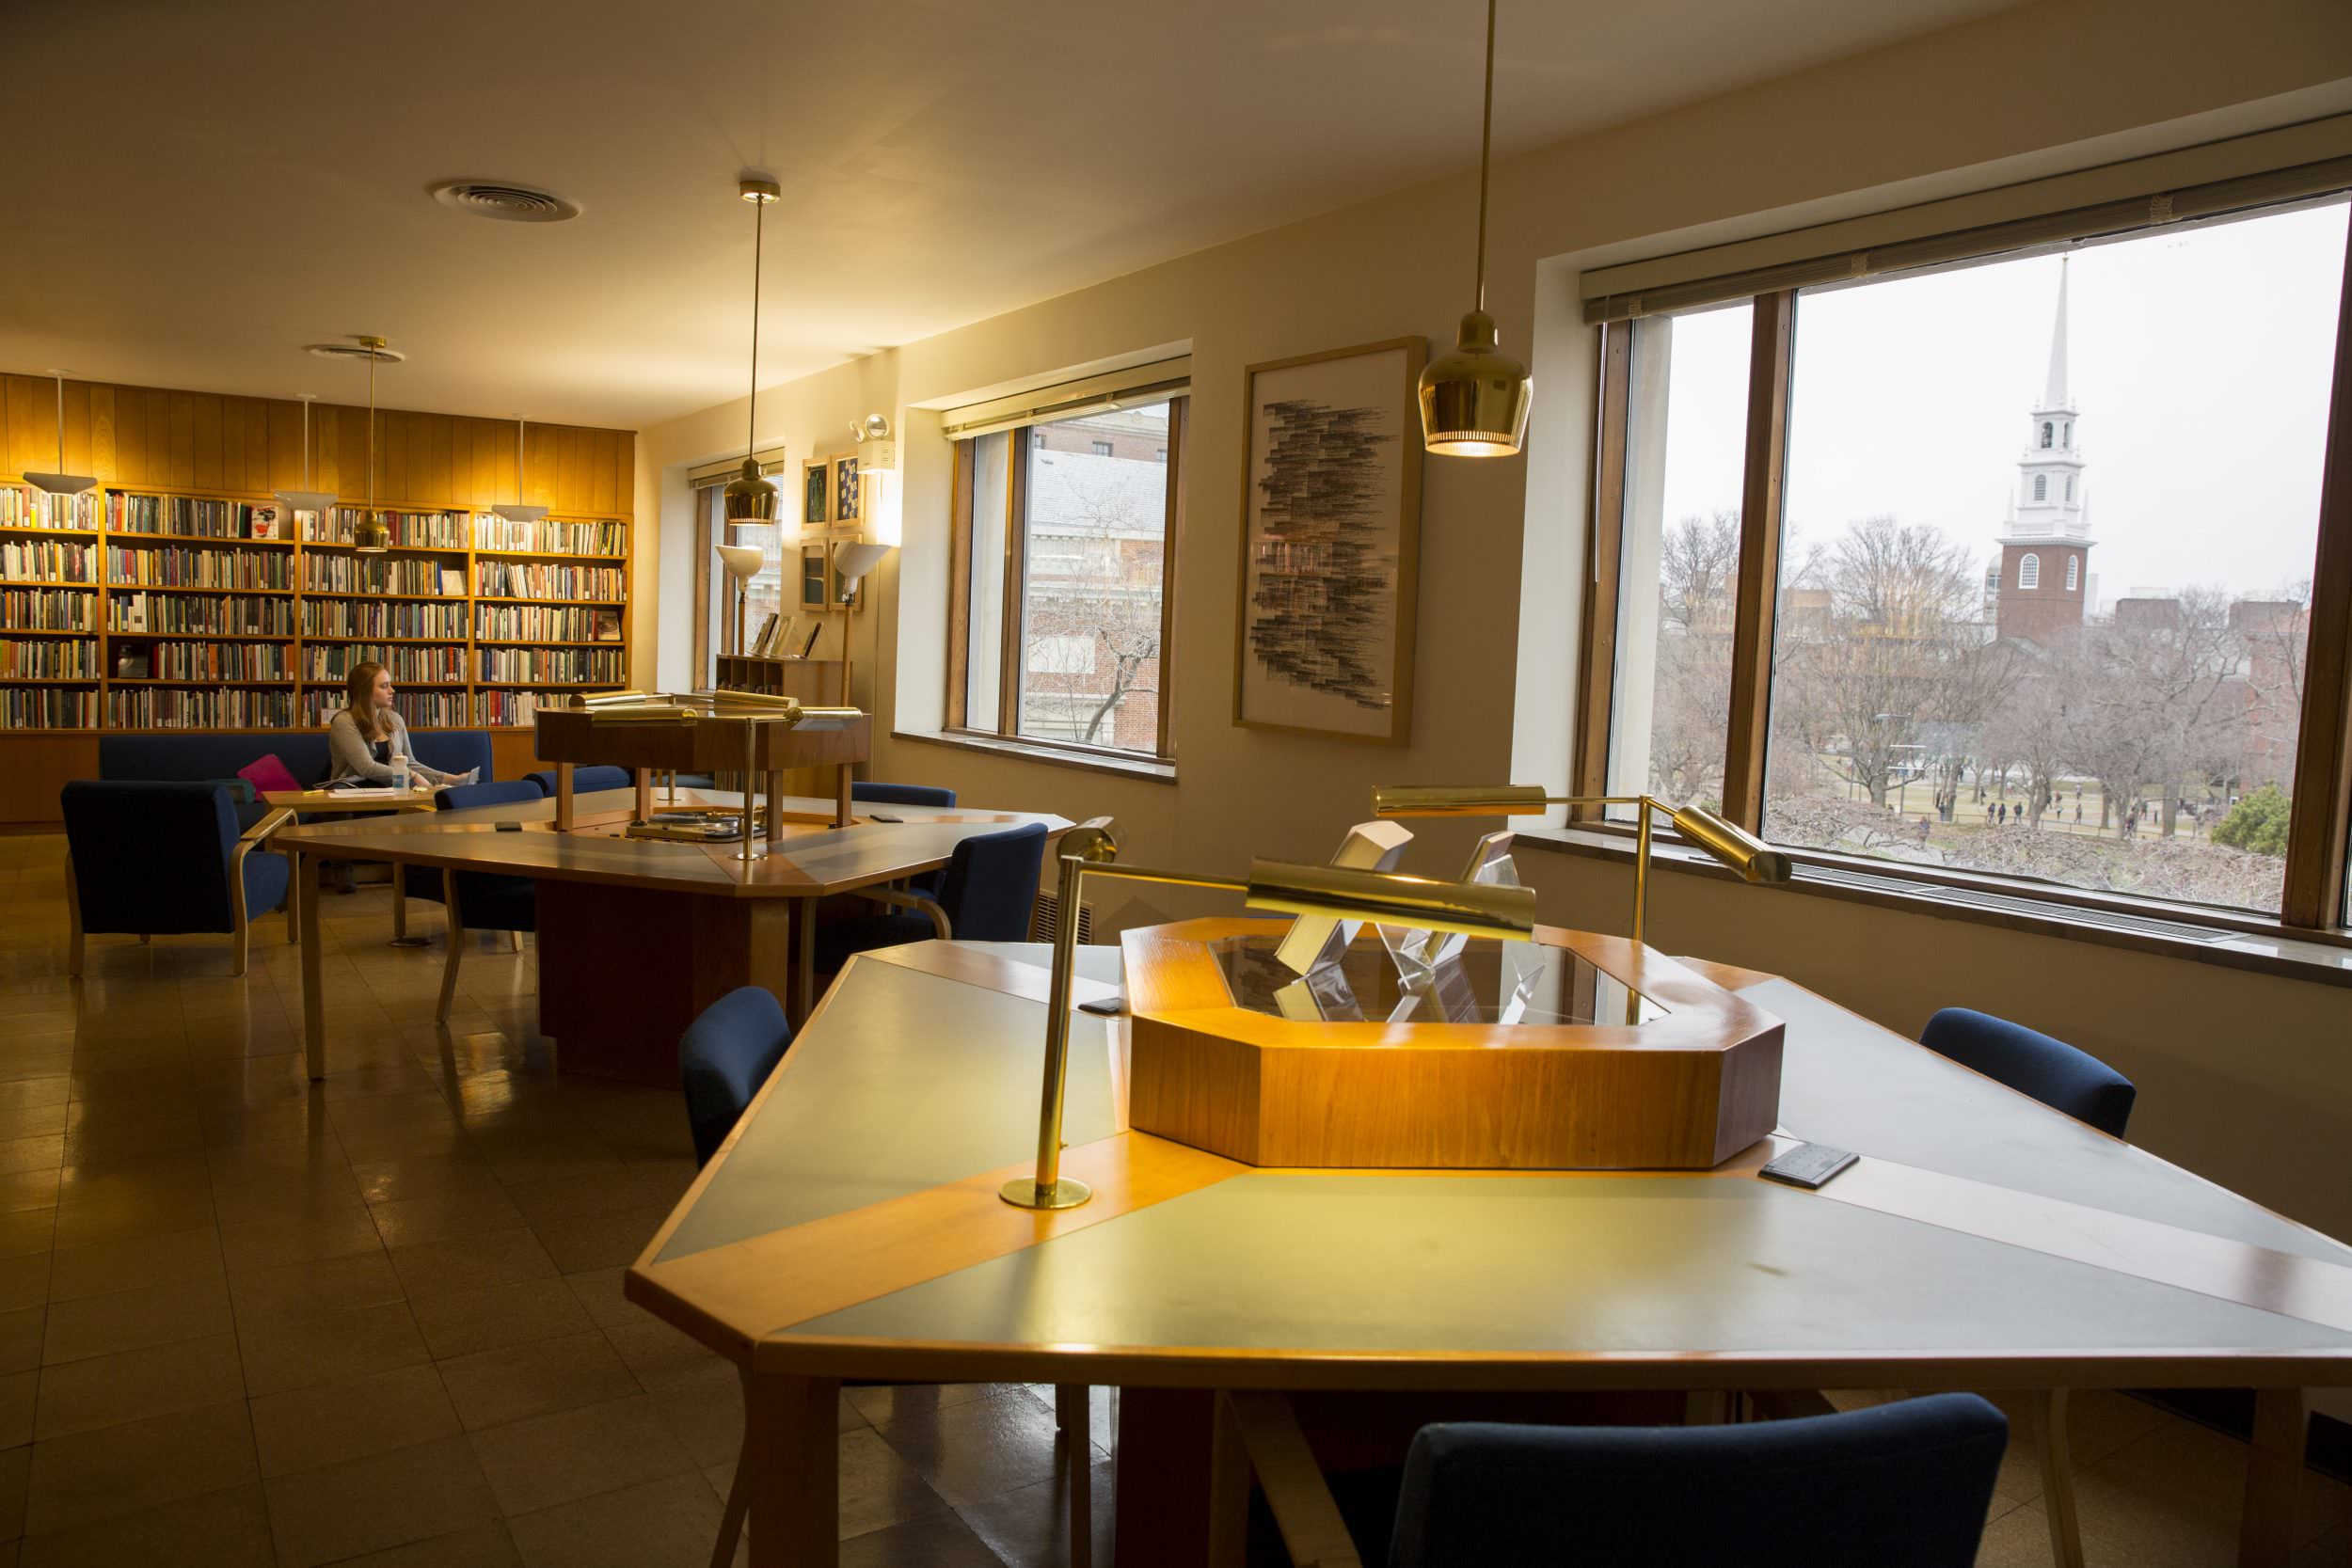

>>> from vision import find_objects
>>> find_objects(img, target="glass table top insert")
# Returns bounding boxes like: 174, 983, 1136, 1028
1205, 932, 1669, 1027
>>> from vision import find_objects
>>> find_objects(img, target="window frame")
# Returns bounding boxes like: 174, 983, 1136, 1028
1575, 194, 2352, 933
946, 394, 1187, 763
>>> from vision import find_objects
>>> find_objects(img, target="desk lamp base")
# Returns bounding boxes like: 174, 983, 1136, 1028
999, 1177, 1091, 1211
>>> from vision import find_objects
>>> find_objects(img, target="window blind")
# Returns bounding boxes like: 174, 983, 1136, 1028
1581, 117, 2352, 324
939, 357, 1191, 440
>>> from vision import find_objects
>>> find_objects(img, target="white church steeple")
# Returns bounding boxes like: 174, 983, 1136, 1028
2003, 256, 2090, 546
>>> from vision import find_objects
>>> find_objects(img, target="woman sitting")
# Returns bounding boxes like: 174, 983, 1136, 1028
327, 661, 476, 788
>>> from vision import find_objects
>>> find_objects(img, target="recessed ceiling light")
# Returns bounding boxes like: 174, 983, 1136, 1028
428, 180, 581, 223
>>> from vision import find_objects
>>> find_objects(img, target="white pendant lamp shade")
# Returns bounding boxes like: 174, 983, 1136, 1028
725, 174, 783, 528
716, 543, 765, 581
24, 372, 95, 496
1418, 0, 1532, 458
491, 416, 548, 521
274, 394, 337, 514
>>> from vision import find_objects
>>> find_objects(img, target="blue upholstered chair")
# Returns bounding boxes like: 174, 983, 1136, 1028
850, 781, 956, 897
1920, 1007, 2136, 1137
524, 765, 631, 799
1386, 1395, 2007, 1568
416, 781, 543, 1024
60, 782, 291, 977
1225, 1392, 2007, 1568
679, 985, 795, 1168
812, 821, 1046, 974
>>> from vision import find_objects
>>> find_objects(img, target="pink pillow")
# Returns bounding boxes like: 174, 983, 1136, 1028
236, 754, 304, 797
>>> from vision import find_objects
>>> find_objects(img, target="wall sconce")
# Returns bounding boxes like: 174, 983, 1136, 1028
1001, 817, 1538, 1211
850, 413, 896, 473
1371, 785, 1791, 948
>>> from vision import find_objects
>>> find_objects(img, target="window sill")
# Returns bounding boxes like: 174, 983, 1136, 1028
1515, 825, 2352, 991
890, 728, 1176, 784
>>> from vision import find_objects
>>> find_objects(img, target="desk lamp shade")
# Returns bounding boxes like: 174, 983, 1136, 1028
832, 541, 888, 600
23, 372, 95, 496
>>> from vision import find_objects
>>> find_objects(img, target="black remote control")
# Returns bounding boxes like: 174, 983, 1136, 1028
1077, 997, 1126, 1017
868, 813, 903, 822
1758, 1142, 1857, 1189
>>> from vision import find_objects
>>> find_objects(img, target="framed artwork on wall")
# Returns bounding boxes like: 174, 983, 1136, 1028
803, 461, 830, 530
1232, 336, 1426, 744
799, 542, 831, 612
833, 454, 861, 525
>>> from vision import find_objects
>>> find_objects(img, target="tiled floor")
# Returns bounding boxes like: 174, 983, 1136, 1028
0, 829, 2344, 1566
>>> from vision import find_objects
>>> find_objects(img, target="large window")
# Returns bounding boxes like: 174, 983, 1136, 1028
1583, 190, 2352, 928
950, 396, 1185, 758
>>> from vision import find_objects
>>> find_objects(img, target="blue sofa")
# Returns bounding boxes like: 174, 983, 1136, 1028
99, 731, 498, 830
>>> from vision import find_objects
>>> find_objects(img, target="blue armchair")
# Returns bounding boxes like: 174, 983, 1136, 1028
812, 821, 1046, 974
1920, 1007, 2136, 1137
1222, 1391, 2007, 1568
416, 781, 543, 1024
679, 985, 796, 1168
851, 782, 957, 899
524, 765, 631, 799
60, 782, 291, 977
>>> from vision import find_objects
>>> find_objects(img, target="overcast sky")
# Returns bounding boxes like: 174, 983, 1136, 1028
1655, 199, 2349, 607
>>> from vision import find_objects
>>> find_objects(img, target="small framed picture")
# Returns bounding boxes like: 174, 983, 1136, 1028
247, 501, 281, 540
803, 461, 830, 529
591, 610, 621, 643
834, 455, 860, 523
799, 543, 830, 611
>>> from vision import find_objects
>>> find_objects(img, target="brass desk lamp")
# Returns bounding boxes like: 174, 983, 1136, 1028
1002, 818, 1539, 1211
1370, 787, 1791, 949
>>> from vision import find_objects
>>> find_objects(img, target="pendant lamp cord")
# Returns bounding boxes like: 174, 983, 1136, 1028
746, 196, 765, 460
1474, 0, 1496, 315
53, 376, 65, 469
366, 349, 376, 514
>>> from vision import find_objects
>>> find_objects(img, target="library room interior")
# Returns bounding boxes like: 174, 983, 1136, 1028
8, 0, 2352, 1564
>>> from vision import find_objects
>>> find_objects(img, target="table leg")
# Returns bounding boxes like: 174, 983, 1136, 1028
793, 898, 816, 1024
298, 850, 325, 1081
284, 856, 299, 946
389, 863, 428, 948
2031, 1387, 2085, 1568
745, 1370, 839, 1568
634, 768, 653, 824
834, 763, 851, 828
1116, 1388, 1216, 1568
2239, 1386, 2305, 1567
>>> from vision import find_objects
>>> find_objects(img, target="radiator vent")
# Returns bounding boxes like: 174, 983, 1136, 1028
1027, 891, 1093, 945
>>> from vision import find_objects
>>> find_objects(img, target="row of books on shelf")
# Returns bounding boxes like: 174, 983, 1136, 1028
307, 508, 469, 549
473, 561, 625, 600
107, 546, 293, 591
107, 688, 295, 729
2, 588, 96, 631
475, 648, 626, 683
473, 689, 607, 727
297, 689, 475, 728
303, 601, 468, 639
4, 689, 96, 727
108, 592, 293, 635
470, 515, 627, 556
471, 605, 621, 641
304, 557, 461, 595
107, 493, 286, 540
3, 540, 93, 581
1, 488, 99, 531
1, 640, 100, 679
302, 645, 468, 683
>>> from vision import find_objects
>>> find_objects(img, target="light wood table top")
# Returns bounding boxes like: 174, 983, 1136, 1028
628, 936, 2352, 1566
628, 937, 2352, 1390
262, 786, 441, 814
269, 786, 1072, 898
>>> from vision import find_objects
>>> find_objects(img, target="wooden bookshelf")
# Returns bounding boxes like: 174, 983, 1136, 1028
0, 372, 636, 821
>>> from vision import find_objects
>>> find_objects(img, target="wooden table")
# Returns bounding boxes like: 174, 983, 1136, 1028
261, 785, 441, 945
269, 788, 1069, 1084
625, 937, 2352, 1568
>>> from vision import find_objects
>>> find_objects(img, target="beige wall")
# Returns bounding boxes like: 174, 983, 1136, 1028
628, 0, 2352, 1312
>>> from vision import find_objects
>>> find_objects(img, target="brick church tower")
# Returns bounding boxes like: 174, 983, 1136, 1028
1994, 260, 2092, 646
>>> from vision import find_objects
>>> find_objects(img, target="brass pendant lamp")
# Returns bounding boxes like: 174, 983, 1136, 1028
1418, 0, 1533, 457
23, 371, 96, 497
354, 336, 390, 554
490, 416, 548, 522
723, 175, 782, 527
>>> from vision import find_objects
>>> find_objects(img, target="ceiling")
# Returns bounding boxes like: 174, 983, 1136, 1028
2, 0, 2016, 434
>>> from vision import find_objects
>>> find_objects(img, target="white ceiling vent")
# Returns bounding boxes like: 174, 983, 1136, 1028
429, 181, 581, 223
